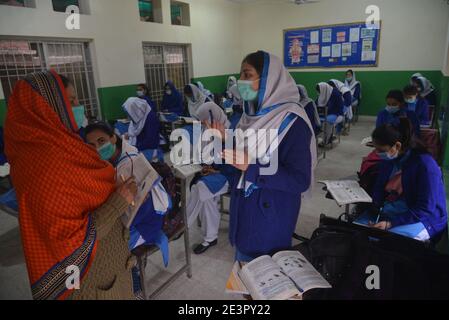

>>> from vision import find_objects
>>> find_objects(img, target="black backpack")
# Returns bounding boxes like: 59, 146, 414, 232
299, 216, 449, 300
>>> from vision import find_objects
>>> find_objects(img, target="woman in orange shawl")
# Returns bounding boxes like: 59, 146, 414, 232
5, 70, 136, 300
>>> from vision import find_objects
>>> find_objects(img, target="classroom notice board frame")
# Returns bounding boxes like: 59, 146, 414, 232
283, 21, 382, 69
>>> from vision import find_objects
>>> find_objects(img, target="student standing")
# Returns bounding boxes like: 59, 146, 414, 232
355, 119, 447, 241
210, 51, 316, 262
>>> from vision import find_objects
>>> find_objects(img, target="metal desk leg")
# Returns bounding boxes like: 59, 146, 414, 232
181, 178, 193, 278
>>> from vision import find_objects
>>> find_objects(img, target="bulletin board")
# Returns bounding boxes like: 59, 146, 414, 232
283, 21, 382, 69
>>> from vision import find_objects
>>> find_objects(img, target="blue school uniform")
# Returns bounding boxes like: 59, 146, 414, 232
304, 101, 320, 135
407, 98, 429, 126
342, 91, 352, 107
351, 83, 361, 103
135, 109, 160, 152
161, 81, 184, 116
229, 117, 312, 259
376, 108, 421, 137
370, 150, 447, 239
327, 88, 345, 116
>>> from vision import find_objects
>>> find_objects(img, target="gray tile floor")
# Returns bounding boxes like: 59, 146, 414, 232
0, 118, 377, 300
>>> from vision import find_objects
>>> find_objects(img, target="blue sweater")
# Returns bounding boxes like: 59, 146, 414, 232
407, 98, 429, 126
372, 151, 447, 238
229, 117, 312, 257
136, 110, 160, 151
328, 88, 344, 116
376, 108, 421, 137
342, 91, 352, 107
351, 83, 361, 102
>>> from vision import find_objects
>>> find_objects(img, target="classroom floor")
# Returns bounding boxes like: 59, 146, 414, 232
0, 117, 377, 300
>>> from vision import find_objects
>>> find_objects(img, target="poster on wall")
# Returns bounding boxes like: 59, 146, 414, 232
283, 21, 381, 68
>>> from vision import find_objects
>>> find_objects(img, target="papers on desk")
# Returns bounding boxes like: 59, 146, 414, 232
319, 180, 372, 206
174, 164, 203, 178
0, 163, 10, 178
179, 117, 200, 124
116, 153, 161, 229
361, 136, 373, 146
226, 251, 331, 300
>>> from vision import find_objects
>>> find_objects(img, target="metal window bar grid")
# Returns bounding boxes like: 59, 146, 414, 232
142, 43, 190, 109
0, 39, 99, 118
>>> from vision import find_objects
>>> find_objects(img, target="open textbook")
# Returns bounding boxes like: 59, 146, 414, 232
226, 251, 331, 300
116, 153, 161, 228
319, 180, 372, 206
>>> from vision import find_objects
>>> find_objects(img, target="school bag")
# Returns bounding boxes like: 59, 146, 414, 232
299, 215, 449, 300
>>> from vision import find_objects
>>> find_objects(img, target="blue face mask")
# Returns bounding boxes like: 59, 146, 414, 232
346, 77, 353, 83
97, 142, 117, 161
238, 79, 259, 102
72, 105, 86, 129
405, 97, 417, 104
385, 105, 400, 114
377, 148, 399, 161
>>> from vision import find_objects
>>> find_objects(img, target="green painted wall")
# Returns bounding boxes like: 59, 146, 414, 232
0, 100, 6, 127
97, 84, 137, 121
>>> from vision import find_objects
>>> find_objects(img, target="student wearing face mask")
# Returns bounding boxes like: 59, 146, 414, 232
403, 85, 430, 126
413, 76, 437, 107
328, 79, 353, 121
136, 83, 157, 112
376, 90, 421, 137
354, 118, 447, 241
59, 75, 88, 137
85, 121, 171, 297
209, 51, 316, 262
316, 82, 345, 146
184, 84, 212, 119
344, 70, 361, 110
123, 97, 161, 162
161, 81, 184, 116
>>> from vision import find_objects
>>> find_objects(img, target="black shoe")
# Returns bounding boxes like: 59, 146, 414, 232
193, 240, 218, 255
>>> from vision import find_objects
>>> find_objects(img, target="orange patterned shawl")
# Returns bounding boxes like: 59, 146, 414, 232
4, 70, 115, 300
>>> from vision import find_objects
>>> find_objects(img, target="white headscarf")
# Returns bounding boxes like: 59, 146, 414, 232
196, 81, 213, 99
186, 84, 208, 119
329, 79, 351, 95
227, 76, 237, 91
228, 84, 243, 106
298, 84, 320, 127
236, 52, 317, 197
317, 82, 334, 107
345, 71, 361, 97
416, 76, 435, 97
411, 73, 423, 85
196, 102, 230, 129
123, 97, 152, 146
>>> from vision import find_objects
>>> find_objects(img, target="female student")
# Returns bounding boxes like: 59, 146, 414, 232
5, 70, 137, 300
184, 83, 212, 119
297, 84, 321, 135
187, 102, 236, 254
403, 85, 430, 126
225, 76, 238, 98
123, 97, 161, 162
210, 51, 316, 262
376, 90, 421, 137
161, 81, 184, 116
329, 79, 353, 120
195, 81, 214, 101
414, 76, 437, 107
355, 119, 447, 241
136, 83, 157, 111
344, 70, 361, 107
316, 82, 344, 146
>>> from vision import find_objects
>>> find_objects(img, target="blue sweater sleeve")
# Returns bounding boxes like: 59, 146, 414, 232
389, 161, 439, 228
244, 117, 312, 195
353, 84, 361, 101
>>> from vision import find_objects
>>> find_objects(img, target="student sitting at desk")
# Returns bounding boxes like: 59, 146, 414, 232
403, 85, 430, 126
226, 85, 244, 129
136, 83, 157, 112
316, 82, 344, 146
297, 84, 321, 136
225, 76, 238, 99
412, 75, 437, 107
187, 102, 237, 254
376, 90, 421, 137
344, 70, 361, 110
195, 81, 214, 101
161, 81, 184, 116
123, 97, 162, 162
355, 118, 447, 241
184, 84, 212, 119
85, 121, 171, 296
328, 79, 353, 121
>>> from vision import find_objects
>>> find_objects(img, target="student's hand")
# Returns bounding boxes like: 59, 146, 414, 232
204, 121, 226, 140
370, 221, 392, 231
124, 133, 130, 140
116, 177, 138, 205
222, 149, 250, 172
201, 166, 218, 176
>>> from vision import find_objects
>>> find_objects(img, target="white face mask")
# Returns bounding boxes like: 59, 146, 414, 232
137, 90, 145, 97
166, 90, 172, 95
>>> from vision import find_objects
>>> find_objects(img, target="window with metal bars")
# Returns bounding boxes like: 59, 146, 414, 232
142, 43, 191, 107
0, 39, 99, 118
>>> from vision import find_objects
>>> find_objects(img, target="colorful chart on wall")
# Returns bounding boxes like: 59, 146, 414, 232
283, 21, 381, 69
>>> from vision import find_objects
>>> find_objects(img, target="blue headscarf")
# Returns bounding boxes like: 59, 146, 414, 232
161, 81, 184, 115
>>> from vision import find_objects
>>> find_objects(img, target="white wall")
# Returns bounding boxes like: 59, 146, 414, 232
238, 0, 449, 72
0, 0, 242, 99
